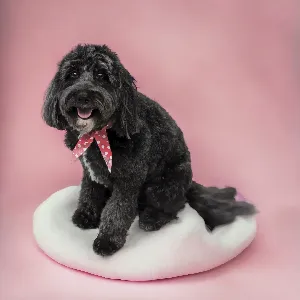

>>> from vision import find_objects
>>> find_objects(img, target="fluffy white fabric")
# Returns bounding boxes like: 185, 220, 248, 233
33, 186, 257, 281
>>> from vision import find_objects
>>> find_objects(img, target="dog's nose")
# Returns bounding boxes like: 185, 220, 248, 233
76, 92, 90, 105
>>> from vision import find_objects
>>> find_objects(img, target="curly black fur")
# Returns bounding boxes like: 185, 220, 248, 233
42, 44, 257, 256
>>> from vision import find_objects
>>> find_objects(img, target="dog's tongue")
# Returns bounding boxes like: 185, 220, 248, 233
77, 108, 93, 119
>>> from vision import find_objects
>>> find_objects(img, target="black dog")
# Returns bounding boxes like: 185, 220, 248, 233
42, 44, 256, 256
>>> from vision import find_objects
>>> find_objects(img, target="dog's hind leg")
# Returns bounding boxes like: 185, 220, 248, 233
138, 162, 192, 231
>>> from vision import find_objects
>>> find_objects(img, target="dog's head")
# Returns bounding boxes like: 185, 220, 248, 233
42, 44, 139, 138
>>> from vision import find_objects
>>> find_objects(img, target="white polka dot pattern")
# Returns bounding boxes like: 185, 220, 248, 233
72, 125, 112, 172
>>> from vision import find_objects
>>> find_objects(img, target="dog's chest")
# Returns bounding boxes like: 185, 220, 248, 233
82, 153, 104, 184
80, 134, 131, 187
80, 140, 111, 187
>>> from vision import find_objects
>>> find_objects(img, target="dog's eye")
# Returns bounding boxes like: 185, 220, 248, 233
95, 72, 103, 80
94, 68, 109, 82
70, 71, 79, 79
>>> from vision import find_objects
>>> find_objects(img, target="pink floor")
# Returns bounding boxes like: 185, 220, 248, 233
1, 0, 299, 299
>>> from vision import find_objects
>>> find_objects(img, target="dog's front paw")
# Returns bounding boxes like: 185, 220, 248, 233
72, 208, 100, 229
93, 234, 125, 256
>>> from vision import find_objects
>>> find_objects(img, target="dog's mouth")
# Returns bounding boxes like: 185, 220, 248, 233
77, 108, 94, 120
68, 107, 98, 120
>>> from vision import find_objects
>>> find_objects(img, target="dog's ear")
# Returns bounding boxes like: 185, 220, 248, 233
112, 64, 140, 139
42, 74, 67, 130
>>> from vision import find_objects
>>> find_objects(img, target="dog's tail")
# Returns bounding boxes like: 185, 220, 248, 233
186, 181, 257, 230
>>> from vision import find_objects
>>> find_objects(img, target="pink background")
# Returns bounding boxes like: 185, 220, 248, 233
1, 0, 299, 299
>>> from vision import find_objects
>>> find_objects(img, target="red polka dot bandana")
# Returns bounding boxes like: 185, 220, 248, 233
72, 125, 112, 172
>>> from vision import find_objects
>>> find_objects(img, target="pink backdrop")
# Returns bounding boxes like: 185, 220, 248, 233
1, 0, 299, 299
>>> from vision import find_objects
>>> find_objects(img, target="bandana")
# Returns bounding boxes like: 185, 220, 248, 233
72, 125, 112, 172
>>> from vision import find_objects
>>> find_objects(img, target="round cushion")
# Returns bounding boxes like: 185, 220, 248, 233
33, 186, 257, 281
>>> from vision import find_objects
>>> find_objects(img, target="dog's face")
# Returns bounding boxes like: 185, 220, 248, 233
42, 44, 139, 137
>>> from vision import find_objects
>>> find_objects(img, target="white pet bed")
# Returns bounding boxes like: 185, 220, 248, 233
33, 186, 257, 281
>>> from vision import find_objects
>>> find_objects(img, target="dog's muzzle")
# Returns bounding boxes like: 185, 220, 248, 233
60, 82, 115, 129
68, 90, 99, 119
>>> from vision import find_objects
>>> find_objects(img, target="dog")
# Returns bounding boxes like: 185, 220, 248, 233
42, 44, 256, 256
